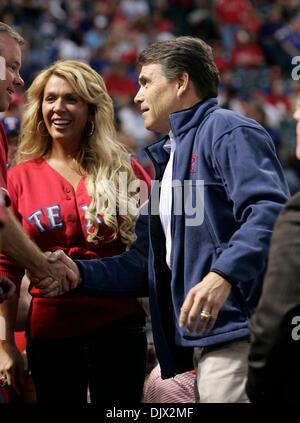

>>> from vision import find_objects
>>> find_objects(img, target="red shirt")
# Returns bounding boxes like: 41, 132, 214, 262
0, 122, 9, 220
0, 156, 151, 338
265, 94, 291, 113
231, 44, 265, 68
104, 73, 138, 97
215, 0, 251, 25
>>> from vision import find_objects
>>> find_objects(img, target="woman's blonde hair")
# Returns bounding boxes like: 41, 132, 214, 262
17, 60, 140, 246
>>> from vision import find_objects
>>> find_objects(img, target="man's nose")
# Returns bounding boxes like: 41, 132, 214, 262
134, 88, 142, 104
15, 73, 24, 87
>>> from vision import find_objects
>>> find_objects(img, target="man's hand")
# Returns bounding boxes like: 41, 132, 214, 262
179, 272, 231, 333
0, 277, 16, 304
28, 250, 81, 298
0, 341, 24, 396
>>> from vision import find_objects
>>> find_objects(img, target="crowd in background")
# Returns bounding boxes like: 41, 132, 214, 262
0, 0, 300, 191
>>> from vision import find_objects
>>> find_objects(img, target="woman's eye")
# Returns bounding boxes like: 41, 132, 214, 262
67, 96, 77, 103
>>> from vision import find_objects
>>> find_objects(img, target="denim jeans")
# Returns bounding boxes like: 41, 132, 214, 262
26, 312, 147, 403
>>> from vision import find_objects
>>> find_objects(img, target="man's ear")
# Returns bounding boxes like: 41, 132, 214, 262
176, 72, 189, 96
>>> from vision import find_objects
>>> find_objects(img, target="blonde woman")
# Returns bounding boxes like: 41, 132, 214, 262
0, 60, 151, 403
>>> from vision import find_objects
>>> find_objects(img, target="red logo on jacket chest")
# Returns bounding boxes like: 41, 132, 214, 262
191, 153, 197, 172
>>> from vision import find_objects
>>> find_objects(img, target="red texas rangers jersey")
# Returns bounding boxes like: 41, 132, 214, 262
0, 156, 151, 338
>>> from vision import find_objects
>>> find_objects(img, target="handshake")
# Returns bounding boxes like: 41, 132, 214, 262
0, 250, 79, 303
26, 250, 80, 298
28, 250, 81, 298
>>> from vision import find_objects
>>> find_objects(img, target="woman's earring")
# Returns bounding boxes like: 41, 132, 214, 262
37, 120, 49, 137
87, 121, 95, 137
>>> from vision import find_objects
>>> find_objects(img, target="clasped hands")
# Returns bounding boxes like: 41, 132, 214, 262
27, 250, 81, 298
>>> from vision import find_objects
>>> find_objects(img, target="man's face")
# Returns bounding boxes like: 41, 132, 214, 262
0, 33, 24, 112
134, 63, 180, 134
293, 100, 300, 160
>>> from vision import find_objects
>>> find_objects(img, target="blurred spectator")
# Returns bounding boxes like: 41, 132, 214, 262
214, 0, 252, 55
244, 99, 300, 194
278, 0, 299, 22
218, 69, 245, 115
148, 7, 175, 42
263, 78, 291, 126
151, 6, 174, 37
83, 15, 108, 51
163, 0, 193, 36
212, 41, 232, 73
218, 85, 245, 115
244, 99, 282, 153
242, 6, 262, 35
117, 130, 139, 155
120, 0, 150, 23
90, 43, 114, 76
230, 29, 265, 69
275, 14, 300, 73
57, 29, 91, 62
104, 59, 139, 108
186, 0, 219, 42
118, 98, 155, 150
258, 6, 284, 66
0, 92, 25, 169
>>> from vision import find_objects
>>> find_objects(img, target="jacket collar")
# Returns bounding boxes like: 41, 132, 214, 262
169, 98, 218, 139
146, 98, 219, 164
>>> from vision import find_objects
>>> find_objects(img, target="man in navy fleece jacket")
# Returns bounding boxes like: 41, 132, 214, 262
39, 36, 290, 403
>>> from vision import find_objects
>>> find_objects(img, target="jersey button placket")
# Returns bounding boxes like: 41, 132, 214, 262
65, 186, 72, 200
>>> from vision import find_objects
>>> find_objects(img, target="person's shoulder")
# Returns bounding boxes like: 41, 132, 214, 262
8, 157, 45, 177
206, 107, 263, 141
212, 107, 260, 127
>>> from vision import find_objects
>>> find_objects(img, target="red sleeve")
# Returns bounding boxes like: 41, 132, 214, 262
0, 122, 10, 206
0, 171, 24, 295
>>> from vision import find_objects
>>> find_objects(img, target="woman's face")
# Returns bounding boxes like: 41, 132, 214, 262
42, 75, 90, 146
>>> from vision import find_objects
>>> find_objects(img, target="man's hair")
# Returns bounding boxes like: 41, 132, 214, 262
137, 36, 220, 99
0, 22, 25, 50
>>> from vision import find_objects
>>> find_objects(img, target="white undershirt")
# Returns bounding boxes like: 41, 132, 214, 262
159, 132, 176, 269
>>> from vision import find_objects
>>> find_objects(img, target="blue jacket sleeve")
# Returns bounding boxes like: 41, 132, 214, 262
75, 211, 149, 298
211, 125, 290, 285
